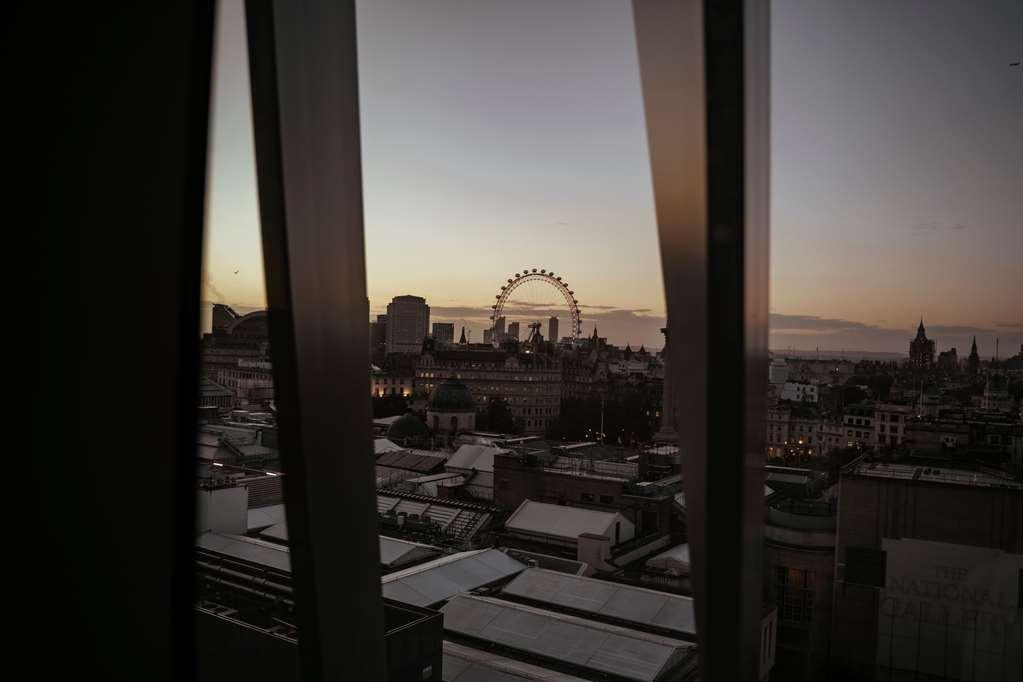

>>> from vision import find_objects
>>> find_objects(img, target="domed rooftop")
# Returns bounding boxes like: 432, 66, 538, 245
428, 379, 475, 412
387, 412, 430, 440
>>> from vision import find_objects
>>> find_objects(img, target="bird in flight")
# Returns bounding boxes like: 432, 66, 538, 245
234, 270, 240, 275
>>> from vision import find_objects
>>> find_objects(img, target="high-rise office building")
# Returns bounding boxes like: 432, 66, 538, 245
385, 295, 430, 355
548, 316, 559, 344
371, 314, 388, 347
369, 313, 388, 365
495, 316, 506, 337
432, 322, 454, 344
507, 321, 520, 341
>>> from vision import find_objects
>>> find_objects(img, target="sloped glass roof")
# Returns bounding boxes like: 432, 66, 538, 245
500, 568, 696, 638
381, 548, 524, 607
441, 594, 696, 682
196, 531, 291, 573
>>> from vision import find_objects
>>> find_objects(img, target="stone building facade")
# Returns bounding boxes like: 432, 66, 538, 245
416, 345, 561, 434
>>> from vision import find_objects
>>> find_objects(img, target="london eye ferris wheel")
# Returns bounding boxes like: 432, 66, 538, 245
490, 268, 581, 346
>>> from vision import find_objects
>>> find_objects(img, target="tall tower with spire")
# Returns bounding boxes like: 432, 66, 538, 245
908, 318, 935, 369
653, 327, 678, 444
967, 336, 980, 374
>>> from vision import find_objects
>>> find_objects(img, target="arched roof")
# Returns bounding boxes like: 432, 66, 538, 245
387, 413, 430, 440
428, 379, 475, 412
227, 310, 268, 336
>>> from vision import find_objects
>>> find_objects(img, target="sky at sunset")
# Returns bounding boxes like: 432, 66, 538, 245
203, 0, 1021, 355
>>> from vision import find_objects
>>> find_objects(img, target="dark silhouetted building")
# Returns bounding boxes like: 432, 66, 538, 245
386, 295, 430, 355
431, 322, 454, 344
937, 346, 958, 371
764, 496, 837, 681
908, 319, 935, 369
968, 336, 981, 374
830, 458, 1023, 680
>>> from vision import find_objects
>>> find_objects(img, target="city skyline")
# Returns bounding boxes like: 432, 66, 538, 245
203, 0, 1022, 353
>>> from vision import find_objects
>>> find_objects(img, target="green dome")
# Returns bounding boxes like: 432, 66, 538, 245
387, 412, 430, 440
429, 379, 475, 411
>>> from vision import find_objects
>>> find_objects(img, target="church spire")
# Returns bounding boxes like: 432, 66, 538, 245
968, 335, 980, 374
458, 326, 467, 344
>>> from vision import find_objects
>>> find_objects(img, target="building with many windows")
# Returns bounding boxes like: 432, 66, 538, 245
430, 322, 454, 344
872, 403, 913, 448
200, 305, 270, 381
908, 319, 936, 369
370, 365, 413, 398
781, 381, 818, 404
385, 295, 430, 355
843, 403, 875, 448
764, 496, 837, 681
416, 343, 561, 433
198, 377, 235, 412
216, 359, 275, 409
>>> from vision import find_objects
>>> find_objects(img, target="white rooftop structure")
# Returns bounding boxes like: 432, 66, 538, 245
378, 536, 442, 570
645, 543, 691, 576
443, 641, 589, 682
446, 444, 509, 473
259, 522, 288, 543
441, 594, 698, 682
203, 526, 442, 574
849, 461, 1023, 490
381, 548, 525, 607
501, 568, 697, 638
196, 431, 222, 461
196, 531, 291, 573
247, 503, 286, 532
547, 456, 638, 481
505, 500, 635, 547
374, 437, 404, 454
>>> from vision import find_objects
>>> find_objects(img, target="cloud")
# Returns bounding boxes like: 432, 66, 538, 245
769, 313, 879, 333
926, 325, 997, 335
911, 221, 969, 234
769, 314, 1023, 354
429, 305, 494, 319
381, 305, 1020, 355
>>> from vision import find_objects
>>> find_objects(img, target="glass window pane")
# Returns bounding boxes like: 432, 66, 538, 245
767, 2, 1022, 680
